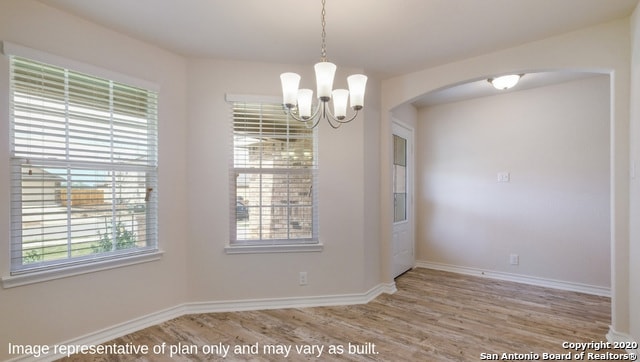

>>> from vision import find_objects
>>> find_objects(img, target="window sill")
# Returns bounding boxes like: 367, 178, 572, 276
225, 243, 324, 254
2, 250, 164, 289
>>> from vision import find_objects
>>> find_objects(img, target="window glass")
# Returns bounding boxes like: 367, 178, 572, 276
9, 56, 158, 273
231, 102, 318, 244
393, 135, 407, 222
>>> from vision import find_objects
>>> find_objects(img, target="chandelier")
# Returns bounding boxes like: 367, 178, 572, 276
280, 0, 367, 129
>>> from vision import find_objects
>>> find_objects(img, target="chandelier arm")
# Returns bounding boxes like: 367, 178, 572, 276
284, 109, 308, 123
314, 101, 340, 129
308, 114, 323, 129
323, 104, 360, 124
334, 109, 360, 124
284, 102, 322, 123
308, 101, 322, 120
301, 103, 323, 129
326, 117, 342, 129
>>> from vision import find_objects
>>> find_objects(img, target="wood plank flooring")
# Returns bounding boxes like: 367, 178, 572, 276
62, 268, 625, 361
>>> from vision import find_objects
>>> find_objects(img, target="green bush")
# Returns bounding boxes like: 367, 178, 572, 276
93, 220, 137, 253
23, 249, 43, 264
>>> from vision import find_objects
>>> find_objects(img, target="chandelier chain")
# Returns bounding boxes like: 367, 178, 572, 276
320, 0, 327, 62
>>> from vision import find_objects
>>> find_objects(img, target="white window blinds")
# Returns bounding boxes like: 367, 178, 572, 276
9, 56, 158, 274
230, 101, 318, 245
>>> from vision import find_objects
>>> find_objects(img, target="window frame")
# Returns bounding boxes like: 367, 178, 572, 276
2, 42, 162, 286
225, 94, 322, 254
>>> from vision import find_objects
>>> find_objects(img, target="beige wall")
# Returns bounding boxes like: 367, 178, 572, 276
185, 58, 378, 301
0, 1, 189, 359
362, 76, 383, 289
629, 2, 640, 345
0, 2, 383, 358
416, 76, 610, 287
382, 17, 631, 336
1, 0, 638, 359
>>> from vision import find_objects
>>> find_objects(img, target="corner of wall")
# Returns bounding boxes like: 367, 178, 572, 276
627, 0, 640, 344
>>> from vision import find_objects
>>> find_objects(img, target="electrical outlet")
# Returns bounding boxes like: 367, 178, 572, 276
497, 172, 510, 183
299, 272, 308, 286
510, 254, 519, 265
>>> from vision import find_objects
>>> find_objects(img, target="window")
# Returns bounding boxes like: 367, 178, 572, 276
8, 55, 158, 276
230, 100, 318, 248
393, 134, 407, 222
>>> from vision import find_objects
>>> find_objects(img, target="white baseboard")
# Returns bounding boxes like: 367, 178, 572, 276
187, 282, 397, 314
7, 304, 187, 362
607, 326, 639, 356
7, 282, 396, 362
415, 260, 610, 297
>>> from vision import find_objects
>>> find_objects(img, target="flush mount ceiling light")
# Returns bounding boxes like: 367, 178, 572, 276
280, 0, 367, 129
488, 74, 523, 90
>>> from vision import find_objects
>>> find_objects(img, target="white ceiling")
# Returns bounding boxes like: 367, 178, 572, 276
40, 0, 638, 105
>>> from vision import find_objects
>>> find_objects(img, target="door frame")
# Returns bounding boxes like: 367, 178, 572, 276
391, 120, 415, 278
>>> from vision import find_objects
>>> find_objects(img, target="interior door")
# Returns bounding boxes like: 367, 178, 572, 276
392, 122, 414, 278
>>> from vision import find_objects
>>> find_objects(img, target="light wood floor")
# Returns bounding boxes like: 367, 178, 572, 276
63, 268, 623, 361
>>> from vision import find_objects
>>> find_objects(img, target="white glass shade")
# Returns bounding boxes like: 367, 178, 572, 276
280, 72, 301, 106
347, 74, 367, 108
314, 62, 337, 100
490, 74, 521, 90
332, 89, 349, 119
297, 89, 313, 118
